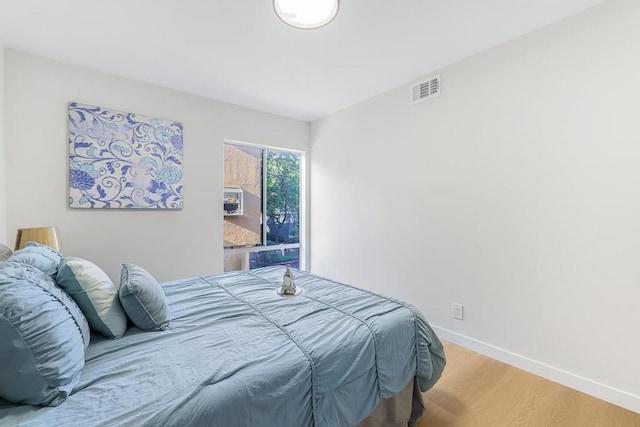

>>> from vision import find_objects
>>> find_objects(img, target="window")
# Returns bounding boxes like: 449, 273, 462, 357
223, 142, 303, 272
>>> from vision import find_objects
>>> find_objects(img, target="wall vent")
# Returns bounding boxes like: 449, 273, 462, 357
411, 74, 440, 104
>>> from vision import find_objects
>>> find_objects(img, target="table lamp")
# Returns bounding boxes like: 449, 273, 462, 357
15, 226, 63, 252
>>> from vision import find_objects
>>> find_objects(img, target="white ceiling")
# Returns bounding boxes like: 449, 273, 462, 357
0, 0, 606, 122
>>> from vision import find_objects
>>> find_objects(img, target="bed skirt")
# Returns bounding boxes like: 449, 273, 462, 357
358, 377, 425, 427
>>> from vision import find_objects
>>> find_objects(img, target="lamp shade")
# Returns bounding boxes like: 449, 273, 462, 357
273, 0, 339, 30
15, 226, 63, 252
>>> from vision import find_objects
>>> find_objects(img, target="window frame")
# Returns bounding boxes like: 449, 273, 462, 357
223, 139, 306, 271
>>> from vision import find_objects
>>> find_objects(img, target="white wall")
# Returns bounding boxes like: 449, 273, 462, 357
310, 0, 640, 413
0, 46, 6, 243
4, 49, 308, 282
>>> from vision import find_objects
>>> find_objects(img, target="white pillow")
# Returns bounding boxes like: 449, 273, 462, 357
56, 257, 128, 339
0, 243, 12, 262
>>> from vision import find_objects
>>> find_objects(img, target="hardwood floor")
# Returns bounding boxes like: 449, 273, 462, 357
418, 341, 640, 427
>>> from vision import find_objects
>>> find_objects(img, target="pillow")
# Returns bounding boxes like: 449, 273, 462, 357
56, 257, 127, 339
0, 261, 90, 406
0, 243, 12, 261
119, 263, 171, 331
8, 241, 62, 276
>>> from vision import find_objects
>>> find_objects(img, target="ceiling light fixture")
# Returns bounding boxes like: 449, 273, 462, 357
273, 0, 340, 30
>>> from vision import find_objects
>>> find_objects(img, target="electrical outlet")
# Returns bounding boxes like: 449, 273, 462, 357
452, 303, 464, 320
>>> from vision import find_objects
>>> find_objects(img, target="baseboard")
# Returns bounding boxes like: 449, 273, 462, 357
432, 326, 640, 415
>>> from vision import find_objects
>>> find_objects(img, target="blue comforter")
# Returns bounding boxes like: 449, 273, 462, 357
0, 267, 445, 426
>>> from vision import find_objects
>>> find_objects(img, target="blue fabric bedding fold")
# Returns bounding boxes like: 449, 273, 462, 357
0, 266, 445, 427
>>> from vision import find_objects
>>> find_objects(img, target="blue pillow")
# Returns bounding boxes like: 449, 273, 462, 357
8, 241, 62, 276
0, 262, 90, 406
119, 264, 170, 331
56, 257, 128, 339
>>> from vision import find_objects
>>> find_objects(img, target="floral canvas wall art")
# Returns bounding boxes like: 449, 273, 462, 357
68, 102, 184, 209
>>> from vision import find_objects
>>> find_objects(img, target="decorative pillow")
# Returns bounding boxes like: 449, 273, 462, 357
56, 257, 127, 339
0, 243, 12, 261
0, 261, 90, 406
119, 263, 171, 331
8, 241, 62, 276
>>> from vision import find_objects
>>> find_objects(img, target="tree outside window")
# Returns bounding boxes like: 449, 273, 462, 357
266, 150, 300, 245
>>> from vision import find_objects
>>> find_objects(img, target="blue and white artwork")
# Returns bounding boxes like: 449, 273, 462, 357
68, 102, 183, 209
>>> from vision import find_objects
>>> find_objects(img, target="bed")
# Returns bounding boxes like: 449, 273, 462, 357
0, 263, 445, 426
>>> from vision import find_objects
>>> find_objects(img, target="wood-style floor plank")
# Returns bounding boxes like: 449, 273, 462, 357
418, 341, 640, 427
